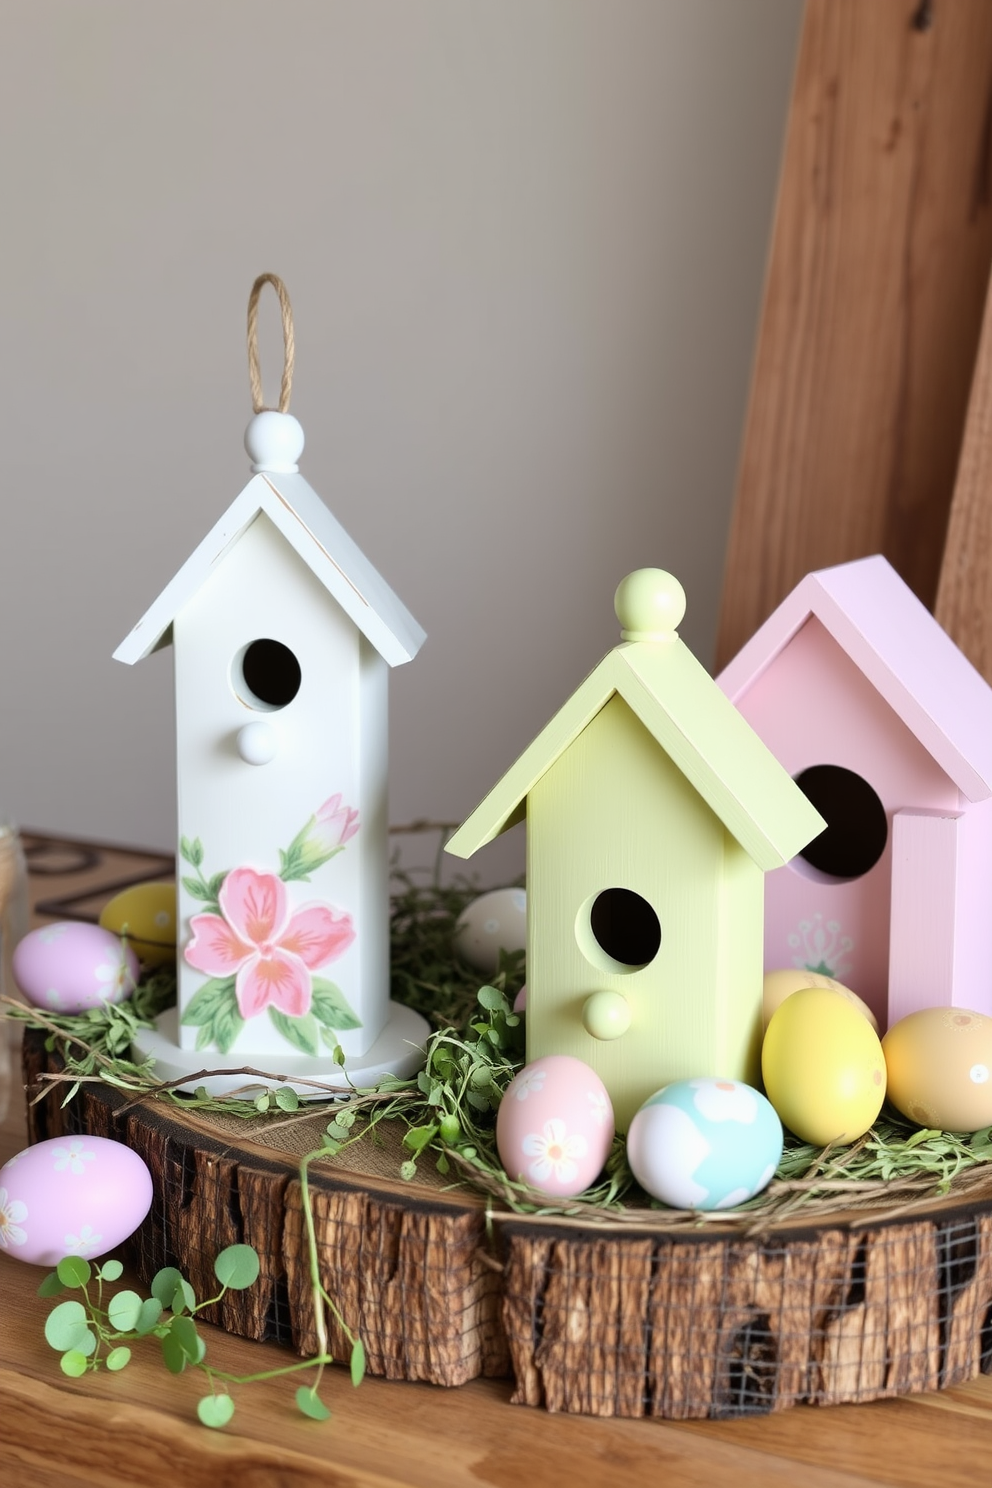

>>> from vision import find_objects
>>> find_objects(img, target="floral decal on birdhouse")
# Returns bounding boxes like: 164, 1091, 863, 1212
179, 796, 361, 1056
788, 911, 854, 981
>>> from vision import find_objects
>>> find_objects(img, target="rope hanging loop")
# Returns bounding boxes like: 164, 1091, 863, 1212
247, 273, 296, 414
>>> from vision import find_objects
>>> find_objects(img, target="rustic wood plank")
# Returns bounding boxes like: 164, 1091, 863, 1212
935, 266, 992, 680
716, 0, 992, 671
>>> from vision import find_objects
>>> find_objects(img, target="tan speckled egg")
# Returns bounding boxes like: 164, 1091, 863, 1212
762, 969, 879, 1033
883, 1008, 992, 1132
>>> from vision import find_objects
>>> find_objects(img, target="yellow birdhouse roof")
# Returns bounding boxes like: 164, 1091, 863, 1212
446, 570, 825, 871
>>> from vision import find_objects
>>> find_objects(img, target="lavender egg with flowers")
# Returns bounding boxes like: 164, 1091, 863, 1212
626, 1077, 783, 1211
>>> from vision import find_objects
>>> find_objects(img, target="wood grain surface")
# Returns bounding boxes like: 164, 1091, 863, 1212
716, 0, 992, 671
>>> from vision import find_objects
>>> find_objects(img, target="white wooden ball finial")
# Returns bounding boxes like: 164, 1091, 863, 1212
237, 721, 277, 765
245, 411, 305, 474
615, 568, 686, 642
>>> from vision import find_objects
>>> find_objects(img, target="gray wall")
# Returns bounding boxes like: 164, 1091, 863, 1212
0, 1, 802, 884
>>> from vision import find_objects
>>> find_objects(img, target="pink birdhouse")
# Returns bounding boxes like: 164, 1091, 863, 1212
717, 554, 992, 1031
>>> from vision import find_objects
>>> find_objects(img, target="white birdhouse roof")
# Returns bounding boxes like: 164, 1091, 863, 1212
717, 554, 992, 802
114, 468, 425, 668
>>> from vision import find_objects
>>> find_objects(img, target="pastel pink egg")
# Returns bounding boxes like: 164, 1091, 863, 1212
13, 922, 140, 1014
0, 1135, 153, 1267
497, 1054, 614, 1198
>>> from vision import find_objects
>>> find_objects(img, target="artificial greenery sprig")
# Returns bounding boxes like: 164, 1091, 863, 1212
37, 1187, 365, 1428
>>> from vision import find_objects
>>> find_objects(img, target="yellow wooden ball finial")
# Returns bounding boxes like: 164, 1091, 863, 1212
614, 568, 686, 642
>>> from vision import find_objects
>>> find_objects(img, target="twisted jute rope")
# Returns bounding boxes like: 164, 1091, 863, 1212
247, 272, 295, 414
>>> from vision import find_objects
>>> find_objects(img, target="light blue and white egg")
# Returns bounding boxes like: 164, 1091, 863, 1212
626, 1078, 783, 1211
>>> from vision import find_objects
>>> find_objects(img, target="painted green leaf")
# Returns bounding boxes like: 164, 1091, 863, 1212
98, 1259, 124, 1282
181, 977, 237, 1027
60, 1349, 89, 1377
37, 1272, 64, 1299
182, 977, 244, 1055
275, 1087, 300, 1111
180, 836, 204, 868
56, 1255, 91, 1289
310, 979, 362, 1031
269, 1007, 319, 1057
212, 999, 245, 1056
107, 1289, 143, 1332
198, 1393, 236, 1429
106, 1346, 131, 1371
213, 1244, 260, 1291
181, 876, 220, 907
350, 1337, 366, 1387
295, 1385, 331, 1420
44, 1300, 90, 1352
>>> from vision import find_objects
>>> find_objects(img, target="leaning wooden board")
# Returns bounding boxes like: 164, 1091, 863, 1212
22, 1028, 992, 1421
716, 0, 992, 672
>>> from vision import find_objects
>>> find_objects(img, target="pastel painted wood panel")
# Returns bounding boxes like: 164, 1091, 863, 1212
173, 511, 387, 1059
889, 801, 992, 1023
526, 694, 763, 1131
731, 613, 958, 1027
888, 810, 962, 1022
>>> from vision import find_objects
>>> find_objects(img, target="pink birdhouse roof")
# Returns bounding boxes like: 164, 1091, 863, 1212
717, 554, 992, 803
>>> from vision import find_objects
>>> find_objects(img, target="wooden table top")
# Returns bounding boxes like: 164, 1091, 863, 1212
3, 832, 992, 1486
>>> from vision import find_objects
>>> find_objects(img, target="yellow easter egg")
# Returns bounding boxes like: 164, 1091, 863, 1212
762, 988, 886, 1146
762, 968, 879, 1032
883, 1008, 992, 1132
99, 881, 177, 967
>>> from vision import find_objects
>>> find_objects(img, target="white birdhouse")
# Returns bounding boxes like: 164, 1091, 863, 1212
114, 277, 429, 1093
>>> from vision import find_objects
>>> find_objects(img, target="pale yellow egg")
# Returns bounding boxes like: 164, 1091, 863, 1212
99, 881, 177, 968
762, 968, 879, 1032
761, 988, 887, 1146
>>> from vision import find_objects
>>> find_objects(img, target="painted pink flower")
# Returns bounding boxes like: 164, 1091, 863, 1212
281, 794, 361, 881
185, 867, 355, 1019
315, 793, 360, 849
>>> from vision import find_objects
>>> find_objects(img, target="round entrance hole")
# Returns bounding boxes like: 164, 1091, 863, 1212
234, 639, 302, 711
588, 888, 661, 970
794, 764, 887, 880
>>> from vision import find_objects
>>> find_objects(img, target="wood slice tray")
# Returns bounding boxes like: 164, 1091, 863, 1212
22, 1029, 992, 1421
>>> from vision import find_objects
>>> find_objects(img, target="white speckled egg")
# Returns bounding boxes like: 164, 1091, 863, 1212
13, 922, 140, 1014
0, 1135, 153, 1267
454, 888, 526, 974
497, 1054, 614, 1198
14, 922, 140, 1014
626, 1078, 783, 1211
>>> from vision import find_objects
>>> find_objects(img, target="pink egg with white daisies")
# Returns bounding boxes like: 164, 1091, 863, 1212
0, 1135, 153, 1267
496, 1054, 614, 1198
13, 922, 140, 1015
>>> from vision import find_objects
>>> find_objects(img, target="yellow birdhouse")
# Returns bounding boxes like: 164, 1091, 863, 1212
446, 569, 825, 1128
